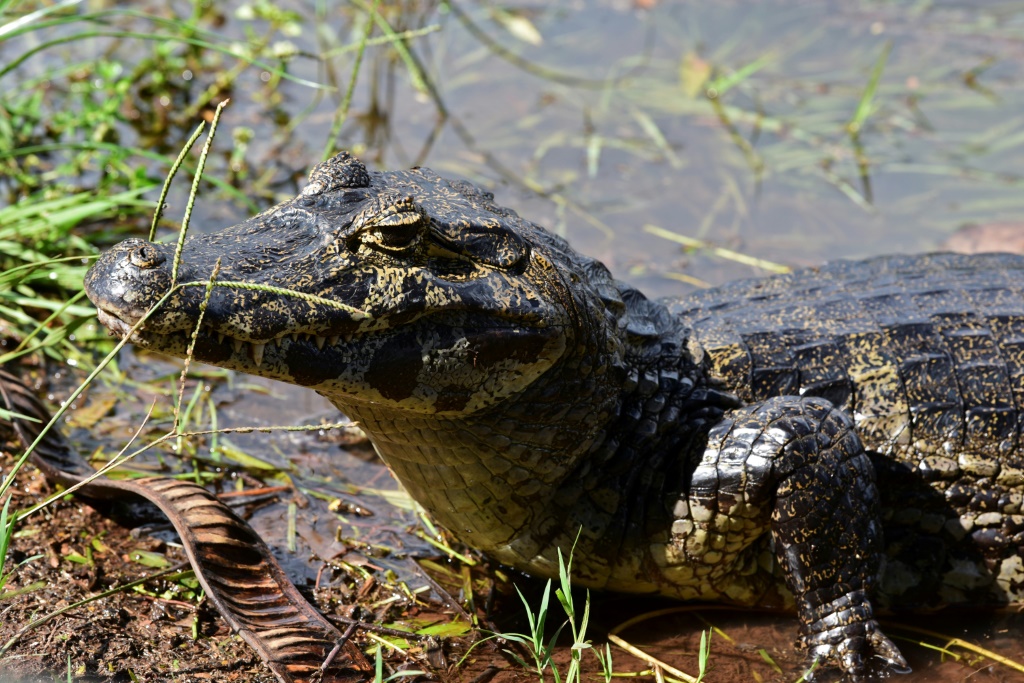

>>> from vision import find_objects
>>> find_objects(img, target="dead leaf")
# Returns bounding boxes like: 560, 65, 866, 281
65, 393, 117, 428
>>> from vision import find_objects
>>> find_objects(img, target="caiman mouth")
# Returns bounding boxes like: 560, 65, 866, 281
94, 307, 134, 339
91, 284, 368, 373
97, 307, 359, 368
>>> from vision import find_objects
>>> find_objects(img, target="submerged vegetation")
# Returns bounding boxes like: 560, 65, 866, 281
1, 0, 1024, 680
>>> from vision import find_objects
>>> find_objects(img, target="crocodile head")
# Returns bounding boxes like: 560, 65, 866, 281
85, 152, 593, 415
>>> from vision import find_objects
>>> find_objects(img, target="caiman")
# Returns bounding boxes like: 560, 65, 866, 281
81, 152, 1024, 681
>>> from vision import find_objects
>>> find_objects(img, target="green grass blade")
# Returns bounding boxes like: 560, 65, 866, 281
707, 53, 772, 97
352, 0, 428, 94
0, 498, 12, 593
0, 0, 83, 41
0, 28, 329, 90
848, 41, 892, 134
172, 100, 228, 285
324, 0, 378, 160
514, 584, 539, 640
149, 122, 205, 241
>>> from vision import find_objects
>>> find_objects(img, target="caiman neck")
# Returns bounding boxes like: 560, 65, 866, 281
326, 296, 737, 588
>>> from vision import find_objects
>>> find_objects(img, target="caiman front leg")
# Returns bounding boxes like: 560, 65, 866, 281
675, 396, 908, 680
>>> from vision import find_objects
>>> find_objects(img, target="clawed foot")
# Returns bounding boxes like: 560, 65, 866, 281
800, 618, 910, 681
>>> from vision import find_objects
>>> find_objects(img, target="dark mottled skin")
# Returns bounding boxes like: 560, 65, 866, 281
84, 152, 1024, 681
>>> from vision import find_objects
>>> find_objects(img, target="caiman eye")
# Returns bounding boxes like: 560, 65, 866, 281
357, 198, 427, 253
372, 221, 421, 249
129, 243, 165, 269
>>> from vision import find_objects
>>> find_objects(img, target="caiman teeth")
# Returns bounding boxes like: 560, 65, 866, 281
250, 342, 266, 367
211, 331, 341, 358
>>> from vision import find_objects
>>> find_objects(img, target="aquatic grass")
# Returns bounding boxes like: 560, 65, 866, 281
287, 16, 441, 141
793, 659, 820, 683
0, 288, 187, 502
599, 22, 1022, 233
0, 4, 274, 381
0, 0, 83, 40
502, 579, 562, 680
320, 24, 442, 60
0, 142, 256, 209
644, 224, 791, 274
705, 54, 773, 99
845, 41, 893, 206
443, 0, 615, 89
351, 0, 432, 96
412, 529, 477, 566
13, 413, 361, 526
0, 12, 327, 90
692, 629, 711, 683
552, 545, 592, 683
846, 42, 892, 137
0, 0, 372, 228
630, 108, 685, 170
324, 0, 380, 160
0, 289, 92, 365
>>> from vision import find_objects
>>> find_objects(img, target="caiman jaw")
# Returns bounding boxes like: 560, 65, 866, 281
109, 320, 356, 369
84, 236, 370, 378
94, 307, 135, 340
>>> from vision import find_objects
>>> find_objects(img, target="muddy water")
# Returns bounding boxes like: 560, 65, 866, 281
177, 0, 1024, 292
588, 606, 1024, 682
29, 0, 1024, 679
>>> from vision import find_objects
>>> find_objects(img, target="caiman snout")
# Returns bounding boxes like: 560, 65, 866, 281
84, 238, 177, 335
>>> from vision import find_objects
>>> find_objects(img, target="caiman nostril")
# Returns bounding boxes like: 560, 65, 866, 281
129, 244, 165, 269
